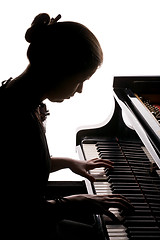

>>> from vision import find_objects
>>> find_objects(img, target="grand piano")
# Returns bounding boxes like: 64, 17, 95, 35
75, 76, 160, 239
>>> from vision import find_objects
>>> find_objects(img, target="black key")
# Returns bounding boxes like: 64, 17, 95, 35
113, 188, 141, 194
124, 219, 157, 226
127, 226, 160, 231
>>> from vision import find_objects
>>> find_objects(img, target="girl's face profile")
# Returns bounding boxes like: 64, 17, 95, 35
45, 73, 89, 102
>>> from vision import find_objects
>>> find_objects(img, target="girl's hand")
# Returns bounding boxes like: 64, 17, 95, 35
63, 194, 134, 222
70, 158, 113, 182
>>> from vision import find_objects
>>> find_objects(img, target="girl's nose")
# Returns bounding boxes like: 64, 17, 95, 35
77, 83, 83, 93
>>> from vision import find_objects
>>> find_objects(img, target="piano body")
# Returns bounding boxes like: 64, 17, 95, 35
75, 76, 160, 239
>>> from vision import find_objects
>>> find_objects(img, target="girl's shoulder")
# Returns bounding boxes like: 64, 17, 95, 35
0, 78, 12, 91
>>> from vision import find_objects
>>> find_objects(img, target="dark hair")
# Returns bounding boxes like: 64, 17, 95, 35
25, 13, 103, 77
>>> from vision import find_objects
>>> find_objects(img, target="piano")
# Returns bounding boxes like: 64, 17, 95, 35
76, 76, 160, 239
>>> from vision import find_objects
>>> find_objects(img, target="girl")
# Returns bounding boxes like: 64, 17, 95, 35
0, 13, 132, 239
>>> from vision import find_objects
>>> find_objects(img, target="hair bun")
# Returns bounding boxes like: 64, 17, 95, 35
25, 13, 50, 43
31, 13, 50, 26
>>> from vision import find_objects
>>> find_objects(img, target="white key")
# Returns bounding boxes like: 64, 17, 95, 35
106, 225, 128, 240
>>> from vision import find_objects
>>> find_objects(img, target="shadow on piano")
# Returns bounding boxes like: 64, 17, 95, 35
76, 76, 160, 239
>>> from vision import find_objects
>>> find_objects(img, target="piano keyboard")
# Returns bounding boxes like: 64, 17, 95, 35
82, 139, 160, 239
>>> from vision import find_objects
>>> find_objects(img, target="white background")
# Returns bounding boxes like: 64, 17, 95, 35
1, 0, 160, 180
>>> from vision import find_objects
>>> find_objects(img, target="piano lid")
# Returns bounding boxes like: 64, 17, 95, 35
113, 75, 160, 94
